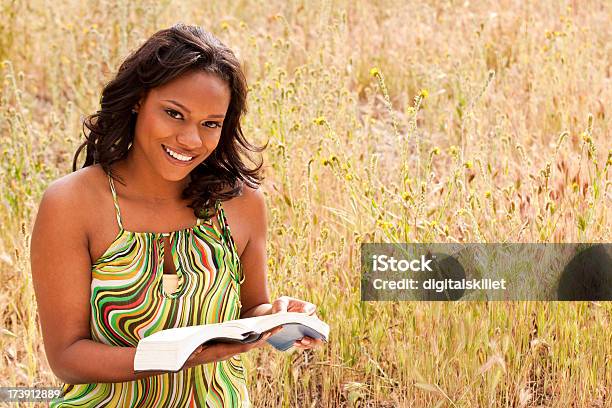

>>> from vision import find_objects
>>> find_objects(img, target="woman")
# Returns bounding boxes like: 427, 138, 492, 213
30, 23, 323, 407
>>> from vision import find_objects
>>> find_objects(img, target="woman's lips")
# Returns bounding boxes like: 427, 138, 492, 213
161, 144, 196, 166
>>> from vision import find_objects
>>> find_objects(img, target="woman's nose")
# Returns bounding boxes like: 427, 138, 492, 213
176, 126, 203, 149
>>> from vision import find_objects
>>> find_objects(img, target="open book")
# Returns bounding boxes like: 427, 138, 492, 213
134, 312, 330, 372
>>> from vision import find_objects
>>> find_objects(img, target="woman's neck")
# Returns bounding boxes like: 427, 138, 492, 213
113, 150, 191, 204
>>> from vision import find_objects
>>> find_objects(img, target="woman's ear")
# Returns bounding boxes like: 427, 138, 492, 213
134, 93, 146, 112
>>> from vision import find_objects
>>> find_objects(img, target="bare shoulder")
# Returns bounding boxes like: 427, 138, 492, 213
41, 166, 104, 206
221, 183, 267, 255
226, 183, 267, 223
237, 184, 266, 210
37, 165, 106, 232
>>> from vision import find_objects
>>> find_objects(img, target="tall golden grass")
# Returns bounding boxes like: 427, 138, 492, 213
0, 0, 610, 406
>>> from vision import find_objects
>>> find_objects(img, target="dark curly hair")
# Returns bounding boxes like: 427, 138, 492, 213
72, 23, 265, 219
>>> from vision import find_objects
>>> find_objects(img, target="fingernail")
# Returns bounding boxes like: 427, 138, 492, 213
301, 338, 311, 345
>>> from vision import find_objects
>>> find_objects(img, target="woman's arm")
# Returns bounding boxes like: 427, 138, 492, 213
235, 187, 272, 318
236, 187, 324, 350
30, 177, 171, 384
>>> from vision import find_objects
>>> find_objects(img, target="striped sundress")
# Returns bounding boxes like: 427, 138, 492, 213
50, 173, 249, 407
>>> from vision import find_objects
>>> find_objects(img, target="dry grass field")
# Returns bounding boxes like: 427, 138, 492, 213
0, 0, 610, 406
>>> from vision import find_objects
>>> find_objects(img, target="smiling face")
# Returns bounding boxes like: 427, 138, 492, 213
131, 70, 231, 181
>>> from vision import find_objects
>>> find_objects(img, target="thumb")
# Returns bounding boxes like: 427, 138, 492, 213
304, 303, 316, 315
188, 345, 203, 361
271, 297, 289, 314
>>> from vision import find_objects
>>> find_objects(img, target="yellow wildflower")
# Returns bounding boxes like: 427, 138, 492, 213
313, 116, 326, 126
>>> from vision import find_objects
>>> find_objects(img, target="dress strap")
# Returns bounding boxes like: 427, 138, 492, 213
217, 200, 244, 284
198, 200, 221, 223
217, 201, 234, 248
107, 173, 124, 231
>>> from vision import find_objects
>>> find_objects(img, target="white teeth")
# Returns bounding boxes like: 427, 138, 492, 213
164, 146, 194, 162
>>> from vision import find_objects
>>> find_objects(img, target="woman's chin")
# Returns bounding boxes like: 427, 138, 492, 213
161, 171, 192, 182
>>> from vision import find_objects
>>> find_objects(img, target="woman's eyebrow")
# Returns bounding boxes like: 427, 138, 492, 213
162, 99, 225, 118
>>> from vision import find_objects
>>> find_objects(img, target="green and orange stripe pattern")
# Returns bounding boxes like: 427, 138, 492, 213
50, 174, 249, 407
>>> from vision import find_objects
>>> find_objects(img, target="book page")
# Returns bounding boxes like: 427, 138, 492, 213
236, 312, 326, 334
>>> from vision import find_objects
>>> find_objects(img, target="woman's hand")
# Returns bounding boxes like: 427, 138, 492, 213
270, 296, 325, 351
184, 326, 283, 369
271, 295, 316, 315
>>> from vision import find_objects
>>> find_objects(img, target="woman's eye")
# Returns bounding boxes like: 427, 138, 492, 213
165, 109, 183, 120
203, 121, 222, 129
